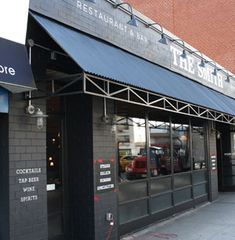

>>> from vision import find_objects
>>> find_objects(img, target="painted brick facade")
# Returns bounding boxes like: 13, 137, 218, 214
127, 0, 235, 74
92, 97, 118, 240
8, 94, 47, 240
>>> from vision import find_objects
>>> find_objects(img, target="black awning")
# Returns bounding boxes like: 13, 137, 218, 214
0, 37, 36, 93
31, 13, 235, 117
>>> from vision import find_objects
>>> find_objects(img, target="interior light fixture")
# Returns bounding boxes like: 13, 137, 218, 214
146, 22, 168, 45
85, 0, 96, 3
171, 39, 187, 58
114, 2, 138, 27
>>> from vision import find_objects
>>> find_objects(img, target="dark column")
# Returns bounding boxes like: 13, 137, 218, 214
65, 94, 95, 239
0, 114, 9, 240
207, 122, 219, 202
92, 97, 118, 240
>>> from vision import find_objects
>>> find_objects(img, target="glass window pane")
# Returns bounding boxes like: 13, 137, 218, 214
174, 187, 192, 204
192, 126, 206, 170
172, 123, 190, 172
193, 170, 207, 184
149, 121, 171, 176
117, 117, 146, 182
118, 181, 147, 202
150, 193, 172, 213
174, 173, 191, 188
150, 176, 172, 195
193, 183, 207, 197
119, 199, 148, 224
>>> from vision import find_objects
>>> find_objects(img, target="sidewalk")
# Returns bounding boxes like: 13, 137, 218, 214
121, 192, 235, 240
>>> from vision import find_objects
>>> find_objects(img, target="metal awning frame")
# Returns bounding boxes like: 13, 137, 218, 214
28, 70, 235, 125
83, 73, 235, 125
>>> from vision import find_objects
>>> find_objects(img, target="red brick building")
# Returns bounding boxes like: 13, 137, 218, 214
127, 0, 235, 74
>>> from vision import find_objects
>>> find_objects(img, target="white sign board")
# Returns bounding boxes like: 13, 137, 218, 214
0, 0, 30, 44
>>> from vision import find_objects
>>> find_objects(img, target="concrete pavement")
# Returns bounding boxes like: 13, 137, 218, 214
121, 192, 235, 240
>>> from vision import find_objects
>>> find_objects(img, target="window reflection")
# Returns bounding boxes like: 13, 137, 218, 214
192, 126, 206, 170
172, 123, 190, 172
117, 117, 146, 182
149, 121, 171, 176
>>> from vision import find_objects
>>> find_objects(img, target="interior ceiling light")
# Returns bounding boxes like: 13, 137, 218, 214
171, 39, 187, 58
114, 2, 138, 27
147, 22, 168, 45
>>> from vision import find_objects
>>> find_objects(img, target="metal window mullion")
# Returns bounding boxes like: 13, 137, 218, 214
189, 119, 195, 205
145, 113, 151, 215
83, 72, 86, 93
205, 121, 212, 201
170, 116, 175, 207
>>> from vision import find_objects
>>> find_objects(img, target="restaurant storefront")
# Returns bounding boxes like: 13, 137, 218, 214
1, 0, 235, 240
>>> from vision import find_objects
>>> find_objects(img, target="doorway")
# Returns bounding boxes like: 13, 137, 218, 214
47, 97, 65, 240
217, 125, 235, 191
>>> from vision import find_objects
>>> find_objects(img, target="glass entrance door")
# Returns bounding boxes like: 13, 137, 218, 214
223, 132, 235, 189
218, 130, 235, 191
47, 98, 64, 240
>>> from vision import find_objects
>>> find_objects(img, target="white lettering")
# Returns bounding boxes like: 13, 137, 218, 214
0, 65, 16, 75
100, 164, 110, 169
23, 186, 35, 192
100, 171, 111, 176
20, 195, 38, 202
28, 177, 39, 183
88, 7, 93, 15
97, 184, 114, 191
100, 177, 111, 183
98, 12, 103, 21
197, 62, 204, 78
18, 178, 27, 184
170, 45, 181, 66
187, 56, 195, 74
94, 9, 98, 17
217, 74, 223, 88
16, 168, 41, 175
83, 4, 88, 13
75, 1, 148, 42
179, 55, 188, 71
76, 0, 82, 9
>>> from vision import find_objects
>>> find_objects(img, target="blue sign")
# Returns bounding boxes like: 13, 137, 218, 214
0, 37, 36, 93
0, 87, 8, 113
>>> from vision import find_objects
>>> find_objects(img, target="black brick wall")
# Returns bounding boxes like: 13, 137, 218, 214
8, 93, 48, 240
92, 97, 118, 240
207, 122, 219, 202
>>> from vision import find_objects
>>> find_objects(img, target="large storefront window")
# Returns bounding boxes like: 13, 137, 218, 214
149, 121, 171, 176
118, 114, 208, 230
117, 117, 146, 182
172, 123, 190, 172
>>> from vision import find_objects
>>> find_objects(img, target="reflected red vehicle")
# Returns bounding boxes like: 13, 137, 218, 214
125, 145, 182, 180
125, 146, 163, 179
